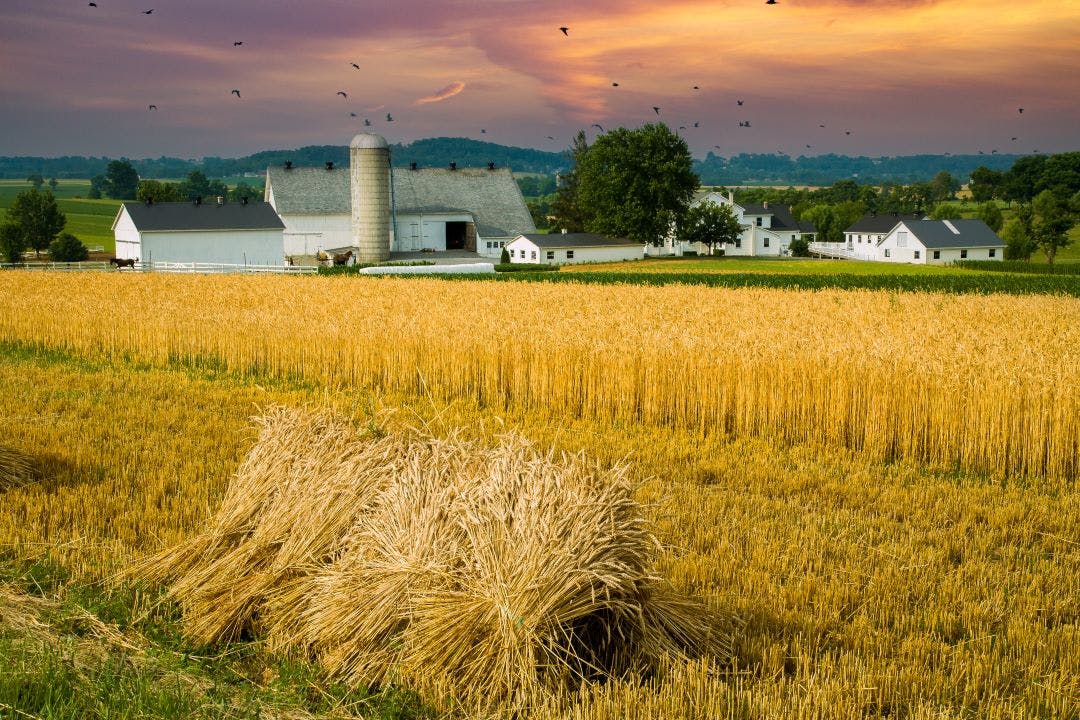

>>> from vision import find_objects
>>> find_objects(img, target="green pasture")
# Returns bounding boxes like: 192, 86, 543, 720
565, 256, 977, 275
0, 180, 120, 253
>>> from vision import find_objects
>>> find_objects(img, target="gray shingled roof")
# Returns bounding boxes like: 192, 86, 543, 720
266, 165, 536, 239
121, 201, 285, 231
518, 233, 640, 249
846, 213, 924, 234
902, 219, 1005, 249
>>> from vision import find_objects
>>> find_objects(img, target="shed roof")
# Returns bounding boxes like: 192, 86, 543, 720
902, 219, 1005, 249
265, 164, 536, 239
120, 201, 285, 232
846, 213, 924, 234
515, 233, 640, 249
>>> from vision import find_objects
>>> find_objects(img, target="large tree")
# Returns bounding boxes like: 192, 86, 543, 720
105, 159, 140, 200
929, 171, 960, 202
976, 201, 1004, 232
136, 179, 183, 204
968, 166, 1004, 202
49, 232, 89, 262
1031, 189, 1076, 264
6, 187, 66, 257
575, 123, 698, 245
0, 222, 27, 264
678, 201, 742, 255
1001, 217, 1036, 261
549, 131, 591, 233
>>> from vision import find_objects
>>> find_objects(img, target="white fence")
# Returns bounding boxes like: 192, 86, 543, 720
0, 261, 316, 275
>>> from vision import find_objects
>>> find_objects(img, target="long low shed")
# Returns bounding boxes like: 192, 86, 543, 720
507, 233, 643, 265
113, 200, 287, 266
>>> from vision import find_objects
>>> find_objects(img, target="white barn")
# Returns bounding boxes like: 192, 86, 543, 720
842, 213, 924, 260
659, 190, 816, 257
877, 219, 1005, 264
265, 160, 536, 259
507, 233, 642, 265
112, 199, 286, 266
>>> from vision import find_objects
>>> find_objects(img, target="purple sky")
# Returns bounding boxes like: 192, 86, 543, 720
1, 0, 1078, 159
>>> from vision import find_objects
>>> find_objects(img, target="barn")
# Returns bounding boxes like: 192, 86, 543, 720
506, 233, 643, 265
113, 199, 286, 266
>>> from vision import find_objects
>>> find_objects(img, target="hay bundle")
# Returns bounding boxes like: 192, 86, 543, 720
142, 407, 727, 712
0, 446, 35, 490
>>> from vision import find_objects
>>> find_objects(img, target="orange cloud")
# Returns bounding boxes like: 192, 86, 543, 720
415, 81, 466, 105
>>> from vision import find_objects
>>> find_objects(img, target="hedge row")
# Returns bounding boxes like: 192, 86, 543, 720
953, 260, 1080, 276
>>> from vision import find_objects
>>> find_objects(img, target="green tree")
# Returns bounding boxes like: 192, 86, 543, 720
88, 174, 107, 200
1003, 155, 1047, 204
678, 201, 742, 255
179, 170, 228, 201
1001, 217, 1036, 260
0, 222, 27, 263
976, 202, 1004, 233
26, 173, 44, 189
48, 177, 59, 191
575, 123, 697, 245
6, 188, 66, 257
229, 181, 263, 203
929, 171, 960, 202
969, 166, 1004, 202
1031, 189, 1076, 264
929, 203, 964, 220
105, 160, 140, 199
789, 236, 811, 257
49, 232, 89, 262
550, 131, 591, 233
500, 246, 510, 264
800, 205, 837, 243
136, 179, 183, 204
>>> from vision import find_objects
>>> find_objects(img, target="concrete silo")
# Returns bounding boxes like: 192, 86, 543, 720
350, 133, 391, 262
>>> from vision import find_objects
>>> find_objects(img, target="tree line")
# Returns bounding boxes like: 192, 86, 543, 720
0, 189, 87, 263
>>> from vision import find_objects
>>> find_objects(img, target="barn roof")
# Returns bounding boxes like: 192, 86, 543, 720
515, 233, 640, 249
901, 219, 1005, 249
121, 201, 285, 232
265, 165, 536, 239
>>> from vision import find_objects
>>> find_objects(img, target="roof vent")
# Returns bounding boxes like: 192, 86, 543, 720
242, 196, 249, 205
943, 219, 961, 235
216, 196, 224, 206
763, 201, 769, 210
284, 161, 293, 170
487, 162, 496, 171
409, 162, 418, 171
449, 161, 457, 171
194, 196, 202, 206
325, 161, 335, 171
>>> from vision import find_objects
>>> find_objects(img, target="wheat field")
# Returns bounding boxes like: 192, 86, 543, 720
1, 272, 1078, 718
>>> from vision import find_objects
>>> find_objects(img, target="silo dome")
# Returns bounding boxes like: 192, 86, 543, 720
350, 133, 390, 150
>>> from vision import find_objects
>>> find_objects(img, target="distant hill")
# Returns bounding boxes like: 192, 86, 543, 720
0, 138, 1024, 186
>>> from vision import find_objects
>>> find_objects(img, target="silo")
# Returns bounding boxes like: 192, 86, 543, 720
350, 133, 391, 262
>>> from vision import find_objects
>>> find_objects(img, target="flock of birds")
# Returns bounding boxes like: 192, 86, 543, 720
85, 2, 1038, 157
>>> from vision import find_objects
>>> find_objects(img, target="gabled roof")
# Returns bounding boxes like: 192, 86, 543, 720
120, 201, 285, 232
763, 205, 815, 234
846, 213, 924, 234
514, 233, 639, 249
265, 164, 536, 239
901, 219, 1005, 249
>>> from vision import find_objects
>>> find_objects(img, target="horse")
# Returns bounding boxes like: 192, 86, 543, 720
109, 257, 137, 269
332, 250, 354, 266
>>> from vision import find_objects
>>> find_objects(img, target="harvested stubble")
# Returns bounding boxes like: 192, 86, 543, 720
0, 446, 35, 490
139, 407, 726, 712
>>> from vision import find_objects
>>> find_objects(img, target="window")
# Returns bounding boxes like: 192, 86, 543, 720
914, 250, 920, 259
546, 251, 554, 260
734, 238, 741, 248
791, 235, 796, 241
509, 249, 515, 258
960, 249, 968, 259
566, 250, 575, 259
933, 250, 940, 260
531, 250, 537, 260
858, 234, 863, 242
763, 238, 770, 248
884, 249, 891, 258
989, 248, 996, 258
755, 217, 763, 226
486, 241, 492, 249
897, 231, 908, 248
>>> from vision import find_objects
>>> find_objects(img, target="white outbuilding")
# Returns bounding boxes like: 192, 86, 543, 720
507, 233, 643, 265
877, 219, 1005, 264
113, 199, 286, 266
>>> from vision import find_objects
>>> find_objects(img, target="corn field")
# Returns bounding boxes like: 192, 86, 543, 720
0, 273, 1078, 718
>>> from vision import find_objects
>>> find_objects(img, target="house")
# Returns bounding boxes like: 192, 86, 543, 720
506, 233, 642, 265
877, 219, 1005, 264
113, 198, 286, 266
842, 213, 924, 261
264, 150, 536, 259
659, 190, 816, 257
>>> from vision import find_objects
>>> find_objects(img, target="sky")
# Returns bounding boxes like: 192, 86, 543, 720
1, 0, 1078, 159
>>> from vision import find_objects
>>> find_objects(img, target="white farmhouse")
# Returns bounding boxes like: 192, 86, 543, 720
659, 191, 816, 257
112, 199, 286, 266
265, 156, 535, 260
507, 233, 642, 265
841, 213, 924, 261
877, 219, 1005, 264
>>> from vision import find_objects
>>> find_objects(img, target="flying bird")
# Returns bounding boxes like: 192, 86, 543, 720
351, 63, 360, 69
386, 112, 394, 122
1018, 108, 1024, 114
611, 82, 619, 87
364, 119, 371, 126
693, 121, 700, 128
819, 124, 826, 128
88, 2, 97, 6
714, 145, 722, 149
806, 144, 812, 148
652, 106, 661, 115
1011, 137, 1018, 141
592, 124, 604, 132
991, 149, 998, 154
766, 0, 778, 4
481, 129, 487, 133
845, 130, 852, 135
693, 86, 700, 90
337, 91, 348, 98
231, 89, 241, 98
559, 27, 569, 35
233, 41, 243, 46
546, 136, 555, 140
142, 8, 153, 14
350, 112, 357, 117
737, 100, 744, 106
148, 104, 156, 110
978, 150, 985, 155
678, 126, 686, 131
